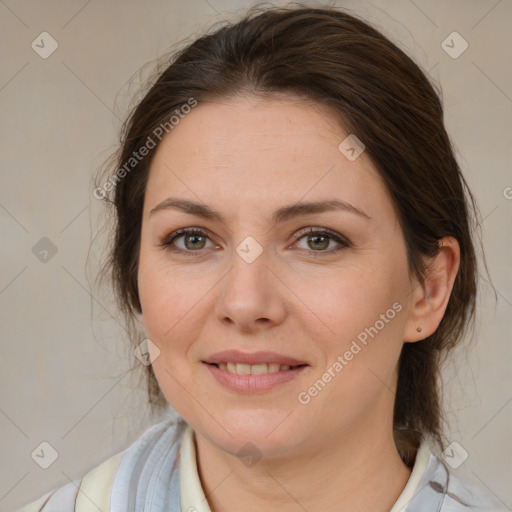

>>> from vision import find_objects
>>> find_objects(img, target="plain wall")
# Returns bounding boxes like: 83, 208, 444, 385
1, 0, 511, 510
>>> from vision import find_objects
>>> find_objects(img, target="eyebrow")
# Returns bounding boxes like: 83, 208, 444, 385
149, 197, 371, 223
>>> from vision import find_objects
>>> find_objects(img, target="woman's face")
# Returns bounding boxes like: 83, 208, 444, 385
138, 95, 419, 458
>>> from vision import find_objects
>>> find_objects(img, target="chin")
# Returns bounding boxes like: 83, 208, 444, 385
194, 408, 301, 458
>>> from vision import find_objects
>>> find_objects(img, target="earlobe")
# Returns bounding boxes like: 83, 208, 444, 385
404, 237, 460, 342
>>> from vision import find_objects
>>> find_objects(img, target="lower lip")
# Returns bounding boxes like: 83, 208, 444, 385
203, 363, 308, 392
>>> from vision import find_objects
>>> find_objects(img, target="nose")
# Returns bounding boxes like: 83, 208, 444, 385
214, 241, 287, 333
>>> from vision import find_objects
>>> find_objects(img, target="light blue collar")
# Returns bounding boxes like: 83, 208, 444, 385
110, 417, 187, 512
108, 417, 507, 511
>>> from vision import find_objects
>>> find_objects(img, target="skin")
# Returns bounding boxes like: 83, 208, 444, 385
137, 94, 460, 512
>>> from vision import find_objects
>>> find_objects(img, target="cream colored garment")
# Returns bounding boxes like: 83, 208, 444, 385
18, 451, 124, 512
179, 425, 431, 512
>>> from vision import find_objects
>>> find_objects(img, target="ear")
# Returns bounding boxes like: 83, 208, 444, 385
404, 236, 460, 342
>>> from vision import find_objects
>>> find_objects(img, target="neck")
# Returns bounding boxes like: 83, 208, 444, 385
194, 408, 413, 512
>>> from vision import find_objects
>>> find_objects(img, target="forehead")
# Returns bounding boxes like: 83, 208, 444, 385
144, 95, 389, 220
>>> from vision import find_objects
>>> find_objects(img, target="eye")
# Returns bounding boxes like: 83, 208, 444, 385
160, 227, 216, 256
292, 227, 350, 255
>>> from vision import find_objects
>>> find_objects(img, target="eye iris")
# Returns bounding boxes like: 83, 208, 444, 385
185, 234, 206, 250
308, 234, 329, 250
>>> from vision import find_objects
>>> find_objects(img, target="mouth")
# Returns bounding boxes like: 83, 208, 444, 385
202, 360, 310, 393
204, 361, 308, 375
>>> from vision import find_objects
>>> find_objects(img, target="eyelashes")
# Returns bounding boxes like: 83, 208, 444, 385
292, 227, 350, 254
159, 226, 351, 257
159, 228, 216, 255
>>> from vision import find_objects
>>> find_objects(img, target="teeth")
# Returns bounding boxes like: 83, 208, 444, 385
216, 362, 296, 374
249, 364, 268, 375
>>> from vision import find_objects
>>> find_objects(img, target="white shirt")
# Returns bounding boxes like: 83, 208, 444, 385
179, 425, 431, 512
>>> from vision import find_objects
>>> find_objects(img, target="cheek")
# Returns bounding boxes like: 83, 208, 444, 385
314, 260, 405, 340
138, 262, 209, 415
137, 254, 219, 389
139, 273, 203, 345
308, 259, 408, 392
138, 246, 198, 334
297, 279, 406, 431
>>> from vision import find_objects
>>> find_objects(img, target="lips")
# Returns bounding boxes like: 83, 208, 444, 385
204, 360, 309, 392
202, 349, 308, 367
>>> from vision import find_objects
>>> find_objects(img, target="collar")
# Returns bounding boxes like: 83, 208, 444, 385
179, 426, 445, 512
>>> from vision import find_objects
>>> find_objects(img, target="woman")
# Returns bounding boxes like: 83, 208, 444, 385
19, 3, 507, 511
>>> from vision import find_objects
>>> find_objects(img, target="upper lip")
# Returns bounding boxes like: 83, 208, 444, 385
203, 350, 308, 366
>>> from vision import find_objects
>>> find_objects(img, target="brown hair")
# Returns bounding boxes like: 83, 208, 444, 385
95, 2, 485, 464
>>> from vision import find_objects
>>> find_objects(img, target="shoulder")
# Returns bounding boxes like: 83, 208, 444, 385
16, 450, 125, 512
442, 464, 509, 511
16, 491, 53, 512
16, 417, 186, 512
422, 452, 509, 511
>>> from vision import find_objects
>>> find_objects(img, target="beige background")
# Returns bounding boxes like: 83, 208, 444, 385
1, 0, 511, 510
